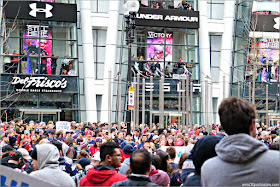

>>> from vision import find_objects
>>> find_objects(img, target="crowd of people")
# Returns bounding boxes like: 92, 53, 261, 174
133, 56, 194, 79
0, 97, 279, 186
2, 50, 76, 76
148, 0, 194, 11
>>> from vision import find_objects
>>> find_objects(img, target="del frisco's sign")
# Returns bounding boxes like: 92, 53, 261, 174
136, 8, 199, 29
12, 77, 67, 93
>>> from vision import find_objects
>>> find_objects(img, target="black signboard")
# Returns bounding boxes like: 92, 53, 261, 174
1, 74, 78, 93
4, 1, 77, 23
251, 14, 280, 32
135, 8, 199, 29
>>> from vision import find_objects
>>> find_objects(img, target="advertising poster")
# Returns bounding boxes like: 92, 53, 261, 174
146, 31, 173, 62
23, 25, 52, 74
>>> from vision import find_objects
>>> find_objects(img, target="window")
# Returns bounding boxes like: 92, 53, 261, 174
1, 20, 78, 76
210, 35, 222, 83
93, 29, 107, 80
207, 0, 224, 19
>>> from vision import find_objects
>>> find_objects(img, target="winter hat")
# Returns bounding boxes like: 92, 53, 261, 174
191, 135, 222, 175
77, 158, 91, 168
150, 169, 170, 186
17, 148, 32, 160
95, 137, 102, 142
9, 136, 17, 145
167, 135, 175, 142
22, 142, 31, 150
85, 130, 93, 136
123, 144, 134, 155
72, 133, 78, 140
9, 151, 23, 161
175, 138, 184, 146
30, 147, 37, 160
80, 141, 88, 149
24, 130, 30, 135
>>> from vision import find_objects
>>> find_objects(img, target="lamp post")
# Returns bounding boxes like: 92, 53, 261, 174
124, 1, 139, 134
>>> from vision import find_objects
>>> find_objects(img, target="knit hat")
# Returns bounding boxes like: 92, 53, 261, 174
150, 169, 170, 186
9, 136, 17, 145
153, 135, 159, 140
167, 135, 174, 142
77, 158, 91, 168
24, 130, 30, 135
9, 151, 23, 161
72, 133, 78, 140
123, 144, 134, 155
85, 130, 93, 136
80, 141, 88, 149
62, 142, 71, 155
92, 151, 101, 161
95, 137, 102, 142
22, 142, 31, 150
30, 147, 37, 160
34, 128, 40, 133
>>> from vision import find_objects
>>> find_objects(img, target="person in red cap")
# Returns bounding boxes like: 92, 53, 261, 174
85, 130, 95, 147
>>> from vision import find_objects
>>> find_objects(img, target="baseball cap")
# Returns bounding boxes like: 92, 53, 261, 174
34, 128, 40, 133
24, 130, 30, 135
17, 148, 32, 160
92, 151, 101, 161
123, 144, 134, 155
153, 135, 159, 140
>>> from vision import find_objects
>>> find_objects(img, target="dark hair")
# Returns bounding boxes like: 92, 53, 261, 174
218, 97, 255, 135
156, 150, 170, 172
99, 142, 119, 161
52, 141, 63, 152
166, 146, 176, 159
151, 154, 161, 169
130, 149, 152, 174
270, 143, 280, 151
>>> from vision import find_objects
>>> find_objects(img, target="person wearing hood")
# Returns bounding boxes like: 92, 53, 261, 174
201, 97, 280, 186
30, 143, 75, 187
79, 142, 127, 186
183, 135, 223, 186
52, 141, 78, 176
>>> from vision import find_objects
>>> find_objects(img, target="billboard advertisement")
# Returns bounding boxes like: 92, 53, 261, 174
146, 31, 173, 62
23, 25, 52, 74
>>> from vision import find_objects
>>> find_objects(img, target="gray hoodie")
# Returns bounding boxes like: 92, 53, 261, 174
201, 134, 280, 187
30, 144, 75, 187
119, 157, 130, 174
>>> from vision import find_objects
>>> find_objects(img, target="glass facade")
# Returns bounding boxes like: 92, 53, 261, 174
0, 2, 79, 122
232, 0, 280, 125
120, 23, 200, 126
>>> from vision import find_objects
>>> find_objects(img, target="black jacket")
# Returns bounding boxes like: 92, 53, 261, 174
112, 174, 160, 186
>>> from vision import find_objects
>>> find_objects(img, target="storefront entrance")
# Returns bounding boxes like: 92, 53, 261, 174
19, 109, 61, 122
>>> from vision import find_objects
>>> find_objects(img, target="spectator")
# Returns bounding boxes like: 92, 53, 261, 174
177, 3, 184, 10
112, 149, 159, 186
166, 147, 177, 171
30, 144, 75, 187
1, 145, 14, 165
17, 148, 34, 174
10, 50, 19, 73
89, 137, 101, 155
21, 50, 28, 74
29, 51, 38, 74
119, 144, 134, 174
201, 97, 280, 186
183, 135, 223, 186
6, 151, 24, 171
170, 153, 189, 186
3, 50, 11, 73
51, 54, 58, 75
79, 142, 127, 186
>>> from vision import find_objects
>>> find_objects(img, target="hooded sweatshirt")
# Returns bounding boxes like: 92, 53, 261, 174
79, 164, 127, 186
201, 134, 280, 187
30, 144, 75, 187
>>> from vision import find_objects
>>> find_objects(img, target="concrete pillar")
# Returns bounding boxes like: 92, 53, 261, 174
198, 1, 211, 126
80, 0, 97, 122
101, 1, 120, 122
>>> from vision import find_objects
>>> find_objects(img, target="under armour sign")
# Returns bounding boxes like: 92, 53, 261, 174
29, 3, 53, 18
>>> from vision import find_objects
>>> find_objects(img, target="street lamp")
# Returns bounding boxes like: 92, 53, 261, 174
123, 0, 139, 134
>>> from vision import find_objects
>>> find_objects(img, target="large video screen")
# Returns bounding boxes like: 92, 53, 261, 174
249, 38, 279, 82
23, 25, 53, 74
146, 31, 173, 62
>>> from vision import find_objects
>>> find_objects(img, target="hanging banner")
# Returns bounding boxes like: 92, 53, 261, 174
128, 86, 134, 110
